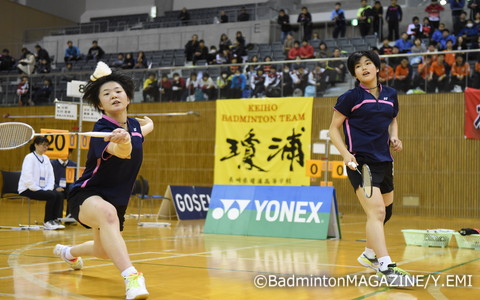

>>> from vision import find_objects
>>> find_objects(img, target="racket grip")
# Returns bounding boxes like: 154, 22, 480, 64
347, 161, 358, 169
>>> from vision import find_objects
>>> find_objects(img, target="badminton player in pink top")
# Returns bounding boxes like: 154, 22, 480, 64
329, 51, 413, 286
54, 62, 154, 299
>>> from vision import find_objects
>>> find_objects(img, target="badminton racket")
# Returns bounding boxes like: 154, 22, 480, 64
0, 122, 111, 150
348, 162, 373, 198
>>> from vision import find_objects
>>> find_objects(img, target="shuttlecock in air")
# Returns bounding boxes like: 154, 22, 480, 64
90, 61, 112, 81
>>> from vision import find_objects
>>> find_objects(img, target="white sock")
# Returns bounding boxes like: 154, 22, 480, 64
364, 247, 376, 259
378, 256, 393, 271
64, 247, 75, 260
121, 266, 138, 278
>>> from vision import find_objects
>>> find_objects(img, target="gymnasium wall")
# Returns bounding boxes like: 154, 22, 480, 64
0, 93, 478, 218
173, 0, 268, 11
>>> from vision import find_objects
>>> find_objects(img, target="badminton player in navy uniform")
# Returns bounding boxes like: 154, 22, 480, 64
329, 51, 413, 285
53, 62, 153, 299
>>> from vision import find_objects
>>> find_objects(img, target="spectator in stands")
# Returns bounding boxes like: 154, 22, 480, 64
111, 53, 125, 68
229, 69, 247, 98
427, 42, 439, 62
217, 71, 230, 99
453, 11, 468, 35
16, 75, 31, 106
262, 56, 273, 73
251, 68, 266, 98
64, 41, 81, 63
123, 53, 135, 69
0, 49, 15, 71
415, 55, 433, 90
18, 136, 65, 230
379, 59, 395, 86
470, 36, 480, 60
34, 45, 51, 65
395, 32, 413, 53
185, 34, 199, 63
186, 72, 199, 101
159, 74, 172, 102
177, 7, 190, 26
198, 73, 217, 100
142, 73, 159, 102
372, 1, 384, 39
407, 17, 423, 39
322, 48, 346, 87
429, 53, 450, 92
17, 48, 35, 75
307, 63, 327, 96
448, 0, 466, 25
450, 54, 470, 91
61, 62, 76, 81
311, 32, 321, 41
207, 46, 218, 65
470, 58, 480, 88
216, 49, 229, 64
291, 65, 309, 95
458, 19, 478, 43
238, 7, 250, 22
438, 29, 457, 50
281, 64, 294, 96
134, 51, 148, 69
331, 2, 347, 39
86, 40, 105, 62
379, 38, 393, 54
474, 11, 480, 27
299, 40, 315, 59
171, 73, 185, 101
219, 33, 232, 53
232, 31, 248, 62
193, 40, 208, 65
425, 0, 444, 29
244, 55, 259, 77
431, 23, 446, 42
444, 40, 456, 65
422, 17, 433, 39
388, 46, 403, 67
283, 33, 295, 56
288, 41, 302, 60
297, 7, 313, 41
265, 66, 282, 97
386, 0, 403, 41
468, 0, 480, 19
229, 57, 240, 74
277, 9, 292, 43
32, 78, 53, 105
410, 37, 427, 65
316, 42, 332, 62
394, 57, 411, 93
454, 35, 469, 50
357, 0, 373, 38
219, 10, 228, 23
37, 58, 51, 74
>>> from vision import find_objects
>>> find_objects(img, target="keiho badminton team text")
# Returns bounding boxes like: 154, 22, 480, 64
253, 274, 473, 288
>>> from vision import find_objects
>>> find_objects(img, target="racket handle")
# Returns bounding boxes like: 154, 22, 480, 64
347, 161, 358, 169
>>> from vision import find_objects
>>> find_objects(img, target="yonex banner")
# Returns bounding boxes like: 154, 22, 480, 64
169, 186, 212, 220
214, 98, 313, 186
204, 185, 341, 240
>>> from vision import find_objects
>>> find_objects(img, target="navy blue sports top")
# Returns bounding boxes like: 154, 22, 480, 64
70, 115, 144, 206
334, 84, 399, 163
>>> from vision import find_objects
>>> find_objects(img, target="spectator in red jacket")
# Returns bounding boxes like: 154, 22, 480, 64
288, 41, 302, 60
299, 40, 315, 58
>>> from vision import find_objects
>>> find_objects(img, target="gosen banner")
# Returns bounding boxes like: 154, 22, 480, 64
215, 98, 313, 186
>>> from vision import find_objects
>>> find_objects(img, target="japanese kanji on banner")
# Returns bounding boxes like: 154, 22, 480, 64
465, 87, 480, 139
214, 97, 313, 186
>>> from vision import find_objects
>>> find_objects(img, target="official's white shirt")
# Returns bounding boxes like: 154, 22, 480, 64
18, 152, 55, 193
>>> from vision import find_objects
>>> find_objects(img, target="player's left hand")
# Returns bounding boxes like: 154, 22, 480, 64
390, 137, 402, 152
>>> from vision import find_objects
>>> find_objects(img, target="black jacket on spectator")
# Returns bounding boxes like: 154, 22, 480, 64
185, 40, 199, 61
36, 48, 51, 64
277, 14, 291, 32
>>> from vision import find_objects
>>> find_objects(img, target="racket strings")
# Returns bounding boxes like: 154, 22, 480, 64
0, 123, 33, 149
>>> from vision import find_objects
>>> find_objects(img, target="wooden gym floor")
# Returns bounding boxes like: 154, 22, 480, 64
0, 200, 478, 299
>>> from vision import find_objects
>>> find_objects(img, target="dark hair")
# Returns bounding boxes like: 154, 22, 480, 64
82, 72, 135, 113
29, 136, 49, 152
347, 50, 381, 77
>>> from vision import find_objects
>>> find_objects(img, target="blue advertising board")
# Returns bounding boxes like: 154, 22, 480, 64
170, 186, 212, 220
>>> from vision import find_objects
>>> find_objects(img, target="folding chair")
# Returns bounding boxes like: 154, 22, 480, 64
0, 171, 40, 230
133, 176, 172, 221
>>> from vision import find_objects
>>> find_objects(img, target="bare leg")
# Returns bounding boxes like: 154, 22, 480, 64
357, 187, 388, 258
70, 196, 132, 272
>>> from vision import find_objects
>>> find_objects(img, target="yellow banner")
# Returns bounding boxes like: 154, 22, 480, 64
215, 97, 313, 186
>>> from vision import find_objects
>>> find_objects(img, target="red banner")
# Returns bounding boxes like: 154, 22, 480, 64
465, 88, 480, 139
